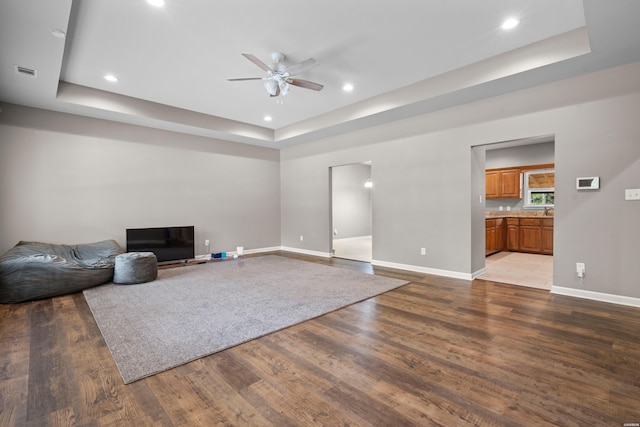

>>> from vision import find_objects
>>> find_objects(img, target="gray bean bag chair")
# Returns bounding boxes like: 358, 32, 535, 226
0, 240, 124, 303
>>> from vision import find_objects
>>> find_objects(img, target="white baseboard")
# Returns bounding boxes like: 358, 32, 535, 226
333, 235, 372, 242
371, 259, 472, 280
279, 246, 332, 258
242, 246, 282, 255
551, 286, 640, 308
472, 267, 488, 279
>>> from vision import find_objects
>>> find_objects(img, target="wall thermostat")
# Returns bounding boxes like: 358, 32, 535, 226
576, 176, 600, 190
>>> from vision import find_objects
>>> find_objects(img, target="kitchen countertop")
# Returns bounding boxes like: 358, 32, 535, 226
486, 211, 554, 218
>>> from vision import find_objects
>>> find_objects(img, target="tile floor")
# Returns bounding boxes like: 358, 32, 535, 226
480, 251, 554, 290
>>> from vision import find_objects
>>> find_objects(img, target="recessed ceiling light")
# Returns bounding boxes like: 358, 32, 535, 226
264, 115, 272, 122
51, 29, 66, 39
147, 0, 165, 6
104, 74, 118, 82
501, 17, 520, 30
343, 83, 354, 92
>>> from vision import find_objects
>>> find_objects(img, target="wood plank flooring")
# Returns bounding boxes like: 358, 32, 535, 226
1, 251, 640, 426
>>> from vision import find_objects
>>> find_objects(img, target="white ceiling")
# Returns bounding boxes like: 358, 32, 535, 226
1, 0, 640, 148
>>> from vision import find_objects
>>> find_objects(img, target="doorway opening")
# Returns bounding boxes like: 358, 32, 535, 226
473, 136, 555, 290
330, 162, 373, 263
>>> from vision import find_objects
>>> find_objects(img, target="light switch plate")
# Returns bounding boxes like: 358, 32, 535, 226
625, 189, 640, 200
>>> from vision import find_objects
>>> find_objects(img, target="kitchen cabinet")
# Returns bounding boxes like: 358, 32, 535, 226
542, 218, 554, 254
486, 219, 496, 256
506, 218, 519, 251
486, 168, 521, 199
487, 216, 553, 256
495, 218, 504, 253
519, 218, 542, 253
485, 218, 505, 255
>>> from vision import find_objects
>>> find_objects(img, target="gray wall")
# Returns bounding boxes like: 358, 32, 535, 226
0, 104, 281, 255
280, 61, 640, 299
1, 62, 639, 302
485, 141, 555, 212
331, 163, 372, 239
486, 141, 555, 169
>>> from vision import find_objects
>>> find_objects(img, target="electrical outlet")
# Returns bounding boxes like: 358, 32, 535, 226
300, 235, 304, 241
625, 188, 640, 200
205, 239, 209, 246
420, 248, 426, 255
576, 262, 585, 278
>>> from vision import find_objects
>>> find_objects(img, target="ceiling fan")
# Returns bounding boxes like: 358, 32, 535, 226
227, 52, 324, 97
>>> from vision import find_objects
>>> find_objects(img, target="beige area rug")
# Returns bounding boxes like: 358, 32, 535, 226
83, 255, 408, 384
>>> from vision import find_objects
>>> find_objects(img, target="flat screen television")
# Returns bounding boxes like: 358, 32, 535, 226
126, 226, 195, 264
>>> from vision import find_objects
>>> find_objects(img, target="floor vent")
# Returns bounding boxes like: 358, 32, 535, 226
14, 65, 38, 78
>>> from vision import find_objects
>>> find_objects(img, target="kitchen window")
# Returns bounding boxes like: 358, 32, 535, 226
523, 169, 554, 209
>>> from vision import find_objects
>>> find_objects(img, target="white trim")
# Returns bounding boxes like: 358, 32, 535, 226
280, 246, 332, 258
551, 286, 640, 308
241, 246, 282, 255
372, 259, 472, 280
332, 235, 372, 242
471, 267, 488, 279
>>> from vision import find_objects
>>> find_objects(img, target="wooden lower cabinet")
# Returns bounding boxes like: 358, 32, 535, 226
485, 218, 505, 256
495, 218, 504, 253
519, 218, 542, 253
542, 218, 554, 255
487, 217, 553, 255
486, 219, 497, 255
506, 218, 519, 251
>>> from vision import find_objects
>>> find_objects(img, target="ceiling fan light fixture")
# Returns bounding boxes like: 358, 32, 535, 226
230, 52, 323, 98
264, 79, 278, 96
279, 81, 290, 96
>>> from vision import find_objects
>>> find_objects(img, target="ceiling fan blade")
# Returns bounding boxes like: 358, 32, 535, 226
241, 53, 271, 72
284, 58, 317, 76
227, 77, 263, 81
270, 85, 281, 97
288, 78, 324, 91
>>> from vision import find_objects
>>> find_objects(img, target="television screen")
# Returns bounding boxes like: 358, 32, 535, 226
126, 226, 195, 263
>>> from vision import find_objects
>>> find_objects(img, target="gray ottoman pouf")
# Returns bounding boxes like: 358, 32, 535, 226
113, 252, 158, 285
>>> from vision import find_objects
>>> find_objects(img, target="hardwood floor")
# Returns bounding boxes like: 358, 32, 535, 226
1, 251, 640, 426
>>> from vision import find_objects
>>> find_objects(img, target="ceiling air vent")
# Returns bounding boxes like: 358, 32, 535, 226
14, 65, 38, 78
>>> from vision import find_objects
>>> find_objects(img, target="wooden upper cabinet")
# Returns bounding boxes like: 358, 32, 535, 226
500, 169, 521, 198
486, 168, 521, 199
485, 171, 500, 198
